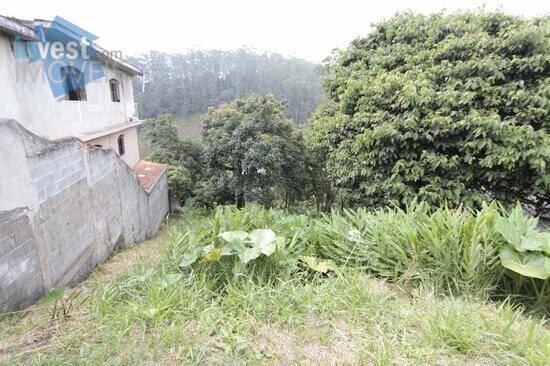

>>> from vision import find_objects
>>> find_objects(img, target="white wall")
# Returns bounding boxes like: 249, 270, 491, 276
88, 126, 141, 167
0, 33, 137, 140
0, 123, 38, 210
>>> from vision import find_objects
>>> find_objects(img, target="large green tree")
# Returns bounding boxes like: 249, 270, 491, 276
310, 11, 550, 213
201, 94, 307, 208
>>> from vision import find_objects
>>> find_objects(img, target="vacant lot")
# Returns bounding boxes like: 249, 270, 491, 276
0, 209, 548, 365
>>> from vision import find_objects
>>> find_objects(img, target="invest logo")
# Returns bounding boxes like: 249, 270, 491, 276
14, 16, 106, 98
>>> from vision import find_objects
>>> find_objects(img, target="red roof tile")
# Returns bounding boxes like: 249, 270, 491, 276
134, 160, 167, 192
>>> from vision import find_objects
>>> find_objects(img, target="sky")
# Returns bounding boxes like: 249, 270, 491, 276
2, 0, 548, 62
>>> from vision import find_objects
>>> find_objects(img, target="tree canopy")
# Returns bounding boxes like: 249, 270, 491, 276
129, 49, 323, 125
201, 94, 307, 207
310, 11, 550, 213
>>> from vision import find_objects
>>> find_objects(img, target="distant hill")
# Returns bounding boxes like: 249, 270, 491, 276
128, 49, 324, 125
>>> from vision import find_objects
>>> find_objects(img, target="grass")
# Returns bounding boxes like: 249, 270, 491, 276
0, 207, 548, 365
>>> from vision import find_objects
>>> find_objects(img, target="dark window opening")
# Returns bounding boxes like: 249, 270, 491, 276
61, 66, 87, 101
109, 78, 121, 102
117, 134, 125, 156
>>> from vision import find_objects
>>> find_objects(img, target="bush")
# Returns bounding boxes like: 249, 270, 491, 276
167, 165, 194, 204
162, 203, 549, 311
162, 205, 318, 289
310, 11, 550, 214
313, 202, 549, 310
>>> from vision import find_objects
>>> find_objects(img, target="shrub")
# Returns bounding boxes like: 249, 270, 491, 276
167, 165, 194, 204
145, 114, 184, 165
310, 11, 550, 214
163, 205, 319, 289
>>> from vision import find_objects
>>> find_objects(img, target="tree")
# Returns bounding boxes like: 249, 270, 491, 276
310, 11, 550, 214
145, 114, 204, 204
145, 114, 184, 165
202, 94, 307, 208
129, 49, 323, 125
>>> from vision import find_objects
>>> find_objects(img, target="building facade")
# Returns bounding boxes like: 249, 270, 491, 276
0, 15, 142, 166
0, 15, 169, 313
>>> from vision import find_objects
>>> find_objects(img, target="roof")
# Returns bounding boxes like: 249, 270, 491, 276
78, 120, 143, 142
134, 160, 168, 193
0, 15, 36, 40
0, 14, 142, 76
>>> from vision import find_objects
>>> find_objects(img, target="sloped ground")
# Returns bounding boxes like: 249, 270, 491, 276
0, 216, 548, 365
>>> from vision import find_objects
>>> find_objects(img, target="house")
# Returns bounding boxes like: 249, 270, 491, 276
0, 15, 141, 166
0, 15, 169, 313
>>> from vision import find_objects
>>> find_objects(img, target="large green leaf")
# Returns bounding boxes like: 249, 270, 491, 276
241, 246, 262, 264
520, 232, 550, 254
249, 229, 277, 256
495, 206, 549, 253
500, 247, 550, 280
220, 230, 249, 256
180, 248, 201, 268
220, 231, 249, 243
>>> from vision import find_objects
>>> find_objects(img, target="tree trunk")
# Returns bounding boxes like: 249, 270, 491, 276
234, 165, 245, 209
236, 192, 245, 209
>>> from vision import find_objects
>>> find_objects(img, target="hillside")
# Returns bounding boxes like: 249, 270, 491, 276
129, 49, 323, 125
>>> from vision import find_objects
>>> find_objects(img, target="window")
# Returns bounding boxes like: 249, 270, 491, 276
61, 66, 87, 101
109, 78, 120, 102
117, 135, 125, 156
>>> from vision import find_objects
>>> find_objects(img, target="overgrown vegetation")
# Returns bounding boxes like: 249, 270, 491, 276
162, 204, 548, 311
3, 9, 549, 365
310, 11, 550, 214
1, 207, 548, 364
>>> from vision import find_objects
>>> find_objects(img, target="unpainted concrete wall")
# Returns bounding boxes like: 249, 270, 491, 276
0, 119, 168, 312
0, 208, 44, 312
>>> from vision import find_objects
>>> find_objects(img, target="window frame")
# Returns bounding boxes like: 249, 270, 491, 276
61, 66, 87, 101
109, 78, 121, 103
117, 134, 125, 156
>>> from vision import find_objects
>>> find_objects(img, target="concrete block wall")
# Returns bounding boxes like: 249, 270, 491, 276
0, 209, 44, 312
0, 119, 169, 312
28, 144, 86, 203
35, 180, 98, 289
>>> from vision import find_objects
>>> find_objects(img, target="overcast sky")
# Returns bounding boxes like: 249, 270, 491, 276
3, 0, 548, 62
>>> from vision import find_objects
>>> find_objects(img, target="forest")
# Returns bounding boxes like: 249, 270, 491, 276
128, 49, 323, 125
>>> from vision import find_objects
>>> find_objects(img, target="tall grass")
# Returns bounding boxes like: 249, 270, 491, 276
163, 203, 548, 311
9, 204, 544, 364
91, 202, 547, 327
315, 202, 505, 295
